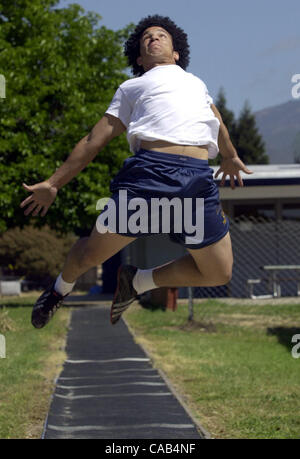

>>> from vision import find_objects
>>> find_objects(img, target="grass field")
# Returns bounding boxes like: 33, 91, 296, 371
124, 299, 300, 439
0, 296, 71, 439
1, 295, 300, 439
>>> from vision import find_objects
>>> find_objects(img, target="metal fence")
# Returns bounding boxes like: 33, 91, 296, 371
192, 216, 300, 299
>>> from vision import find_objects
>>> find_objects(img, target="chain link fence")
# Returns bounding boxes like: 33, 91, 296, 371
192, 216, 300, 300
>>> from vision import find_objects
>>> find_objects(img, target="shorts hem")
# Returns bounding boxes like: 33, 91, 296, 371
170, 227, 230, 250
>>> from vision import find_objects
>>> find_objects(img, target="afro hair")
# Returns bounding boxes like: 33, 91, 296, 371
124, 15, 190, 76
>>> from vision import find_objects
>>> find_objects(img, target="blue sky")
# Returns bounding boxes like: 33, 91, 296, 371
59, 0, 300, 117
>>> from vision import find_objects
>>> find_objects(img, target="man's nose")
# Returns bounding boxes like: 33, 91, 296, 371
149, 34, 159, 42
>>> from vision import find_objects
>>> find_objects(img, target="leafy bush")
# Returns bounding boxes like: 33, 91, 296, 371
0, 225, 76, 283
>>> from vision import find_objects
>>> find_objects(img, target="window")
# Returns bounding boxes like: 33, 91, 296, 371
282, 203, 300, 221
234, 204, 275, 220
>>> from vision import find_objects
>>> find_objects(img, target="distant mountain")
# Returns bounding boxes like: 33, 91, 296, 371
254, 99, 300, 164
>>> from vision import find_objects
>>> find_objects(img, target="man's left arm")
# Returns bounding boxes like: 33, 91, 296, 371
210, 103, 253, 189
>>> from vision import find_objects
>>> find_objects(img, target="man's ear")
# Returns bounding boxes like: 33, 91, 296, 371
137, 56, 143, 66
173, 51, 179, 62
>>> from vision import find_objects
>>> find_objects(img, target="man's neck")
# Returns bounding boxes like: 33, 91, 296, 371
143, 62, 176, 72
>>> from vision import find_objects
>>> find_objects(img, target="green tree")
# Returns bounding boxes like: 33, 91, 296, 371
0, 0, 133, 234
211, 87, 237, 165
235, 101, 269, 164
215, 87, 236, 141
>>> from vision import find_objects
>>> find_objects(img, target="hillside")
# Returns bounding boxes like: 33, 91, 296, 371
254, 99, 300, 164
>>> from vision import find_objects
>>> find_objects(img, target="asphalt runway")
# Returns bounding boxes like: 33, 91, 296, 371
43, 306, 206, 439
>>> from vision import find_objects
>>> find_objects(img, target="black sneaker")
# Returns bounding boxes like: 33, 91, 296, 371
31, 282, 66, 329
110, 265, 138, 325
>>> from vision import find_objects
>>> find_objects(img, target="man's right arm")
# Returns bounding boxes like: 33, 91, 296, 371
20, 114, 126, 217
47, 114, 125, 189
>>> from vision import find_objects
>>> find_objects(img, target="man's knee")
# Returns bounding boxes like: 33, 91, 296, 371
213, 256, 233, 285
219, 263, 233, 285
195, 260, 232, 286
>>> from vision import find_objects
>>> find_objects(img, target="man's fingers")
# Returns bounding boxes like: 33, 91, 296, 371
216, 163, 253, 188
230, 175, 235, 189
21, 183, 35, 209
214, 167, 222, 179
21, 181, 55, 217
41, 206, 49, 217
237, 171, 244, 187
219, 173, 226, 187
32, 205, 43, 216
242, 166, 253, 175
22, 183, 34, 191
23, 201, 38, 216
20, 195, 34, 208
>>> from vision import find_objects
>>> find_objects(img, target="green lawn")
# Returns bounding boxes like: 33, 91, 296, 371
0, 296, 71, 439
1, 296, 300, 439
124, 299, 300, 439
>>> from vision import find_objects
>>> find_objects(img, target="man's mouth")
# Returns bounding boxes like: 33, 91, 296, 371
149, 42, 160, 48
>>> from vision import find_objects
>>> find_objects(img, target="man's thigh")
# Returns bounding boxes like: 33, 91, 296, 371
187, 231, 233, 282
83, 225, 136, 265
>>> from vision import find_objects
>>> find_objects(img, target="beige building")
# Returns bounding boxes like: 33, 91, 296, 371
218, 164, 300, 221
122, 164, 300, 266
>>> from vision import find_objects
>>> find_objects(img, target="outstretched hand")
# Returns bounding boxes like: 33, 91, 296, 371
214, 156, 253, 189
20, 181, 58, 217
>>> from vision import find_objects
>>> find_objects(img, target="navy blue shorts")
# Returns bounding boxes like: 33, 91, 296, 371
96, 149, 229, 249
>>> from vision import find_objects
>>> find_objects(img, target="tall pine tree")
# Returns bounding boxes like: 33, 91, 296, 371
212, 87, 237, 165
215, 87, 237, 143
212, 89, 268, 165
236, 101, 269, 164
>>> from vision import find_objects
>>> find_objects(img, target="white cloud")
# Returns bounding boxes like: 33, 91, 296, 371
260, 36, 300, 57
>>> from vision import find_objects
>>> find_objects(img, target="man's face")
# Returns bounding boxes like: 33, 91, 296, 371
137, 26, 179, 71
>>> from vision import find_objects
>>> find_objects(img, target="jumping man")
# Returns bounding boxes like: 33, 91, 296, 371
20, 15, 253, 327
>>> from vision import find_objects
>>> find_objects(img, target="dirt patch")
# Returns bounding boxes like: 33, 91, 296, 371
211, 313, 300, 330
0, 308, 17, 332
178, 320, 217, 333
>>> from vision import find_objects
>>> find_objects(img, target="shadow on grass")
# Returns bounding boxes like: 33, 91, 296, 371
139, 299, 165, 311
267, 327, 300, 353
0, 301, 34, 308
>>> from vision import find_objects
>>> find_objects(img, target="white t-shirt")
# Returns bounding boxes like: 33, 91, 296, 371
105, 64, 220, 159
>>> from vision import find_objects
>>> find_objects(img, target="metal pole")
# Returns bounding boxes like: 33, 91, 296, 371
188, 287, 193, 322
